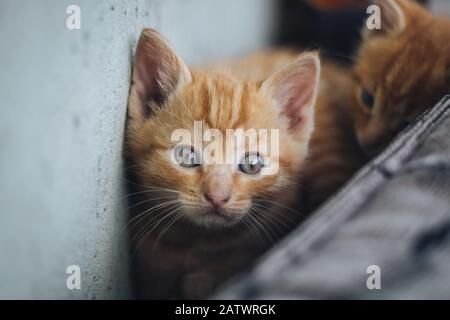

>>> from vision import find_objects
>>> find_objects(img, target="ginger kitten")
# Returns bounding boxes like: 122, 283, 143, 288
303, 0, 450, 209
351, 0, 450, 155
126, 29, 321, 299
305, 0, 450, 209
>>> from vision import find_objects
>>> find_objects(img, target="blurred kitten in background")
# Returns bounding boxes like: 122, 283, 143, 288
306, 0, 450, 209
351, 0, 450, 155
303, 0, 450, 210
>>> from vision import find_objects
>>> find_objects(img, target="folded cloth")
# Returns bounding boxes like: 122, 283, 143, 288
215, 94, 450, 299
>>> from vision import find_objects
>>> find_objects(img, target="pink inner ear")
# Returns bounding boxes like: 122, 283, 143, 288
131, 30, 191, 119
282, 74, 315, 129
133, 42, 178, 118
267, 57, 318, 131
134, 48, 159, 118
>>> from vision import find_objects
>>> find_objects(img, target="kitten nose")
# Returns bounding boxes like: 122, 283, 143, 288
204, 191, 230, 208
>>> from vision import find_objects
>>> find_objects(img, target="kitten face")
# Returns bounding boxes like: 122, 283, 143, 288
127, 29, 320, 228
351, 0, 450, 155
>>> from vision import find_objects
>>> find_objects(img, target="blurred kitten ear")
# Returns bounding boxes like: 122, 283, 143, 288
261, 52, 320, 135
129, 29, 192, 120
365, 0, 407, 38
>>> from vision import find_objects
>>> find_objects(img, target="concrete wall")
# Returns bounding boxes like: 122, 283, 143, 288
0, 0, 276, 299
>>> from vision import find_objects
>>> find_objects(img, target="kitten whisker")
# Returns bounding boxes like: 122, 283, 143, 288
132, 205, 182, 257
122, 179, 182, 195
251, 202, 297, 227
254, 199, 305, 218
127, 199, 178, 230
242, 215, 266, 250
260, 212, 293, 232
131, 202, 180, 238
249, 206, 290, 233
121, 189, 180, 200
135, 185, 182, 194
248, 209, 278, 244
152, 209, 185, 251
141, 185, 181, 191
131, 204, 179, 257
125, 196, 178, 213
120, 163, 141, 174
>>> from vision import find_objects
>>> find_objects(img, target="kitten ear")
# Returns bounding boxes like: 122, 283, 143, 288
261, 52, 320, 135
365, 0, 407, 37
129, 29, 192, 120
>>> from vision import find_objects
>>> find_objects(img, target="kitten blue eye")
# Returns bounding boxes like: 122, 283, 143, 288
239, 153, 264, 175
173, 146, 200, 168
361, 89, 375, 109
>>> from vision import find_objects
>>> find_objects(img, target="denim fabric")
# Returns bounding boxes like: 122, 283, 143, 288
216, 95, 450, 299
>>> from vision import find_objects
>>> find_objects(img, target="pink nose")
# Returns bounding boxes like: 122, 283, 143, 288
204, 192, 230, 207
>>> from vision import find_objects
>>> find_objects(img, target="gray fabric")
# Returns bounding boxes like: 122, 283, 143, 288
215, 95, 450, 299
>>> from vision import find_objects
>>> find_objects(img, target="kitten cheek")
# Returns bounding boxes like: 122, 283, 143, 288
356, 129, 371, 151
352, 108, 371, 139
358, 128, 388, 156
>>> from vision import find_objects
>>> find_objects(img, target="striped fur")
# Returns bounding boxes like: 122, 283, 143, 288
126, 30, 320, 299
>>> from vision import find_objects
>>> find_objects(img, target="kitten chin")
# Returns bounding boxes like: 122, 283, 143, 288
183, 207, 247, 229
126, 29, 320, 299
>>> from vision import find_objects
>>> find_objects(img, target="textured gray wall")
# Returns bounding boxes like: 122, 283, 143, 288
0, 0, 275, 299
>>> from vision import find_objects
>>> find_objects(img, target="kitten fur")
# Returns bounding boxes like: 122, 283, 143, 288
220, 51, 368, 211
351, 0, 450, 155
126, 29, 321, 299
299, 0, 450, 209
305, 0, 450, 208
272, 0, 450, 213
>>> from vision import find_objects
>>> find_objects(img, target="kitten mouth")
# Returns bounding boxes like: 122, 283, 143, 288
361, 142, 385, 156
194, 208, 242, 227
206, 208, 234, 220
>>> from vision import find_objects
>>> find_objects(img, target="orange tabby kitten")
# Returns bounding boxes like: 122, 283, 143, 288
301, 0, 450, 209
302, 0, 450, 209
351, 0, 450, 155
303, 0, 450, 210
126, 29, 321, 299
